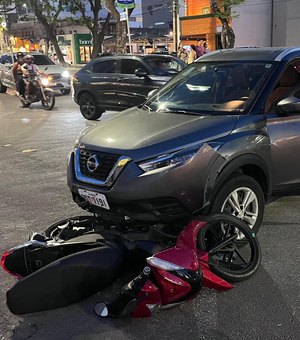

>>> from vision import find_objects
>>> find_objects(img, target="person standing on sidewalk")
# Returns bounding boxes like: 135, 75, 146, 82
196, 40, 206, 58
188, 45, 197, 64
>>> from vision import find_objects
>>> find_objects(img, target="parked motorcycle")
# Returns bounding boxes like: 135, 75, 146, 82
19, 74, 55, 110
1, 213, 261, 317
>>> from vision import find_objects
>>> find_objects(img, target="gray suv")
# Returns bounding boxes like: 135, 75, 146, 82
67, 47, 300, 233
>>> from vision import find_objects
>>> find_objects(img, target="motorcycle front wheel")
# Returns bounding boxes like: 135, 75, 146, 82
197, 213, 261, 282
42, 91, 55, 110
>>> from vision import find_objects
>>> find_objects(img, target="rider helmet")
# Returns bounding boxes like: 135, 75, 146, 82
24, 54, 33, 60
17, 52, 25, 58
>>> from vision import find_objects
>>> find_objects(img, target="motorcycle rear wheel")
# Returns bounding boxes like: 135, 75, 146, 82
22, 101, 31, 108
197, 213, 261, 282
42, 92, 55, 110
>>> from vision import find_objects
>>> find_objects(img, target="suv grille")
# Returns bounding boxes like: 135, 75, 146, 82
49, 74, 62, 80
79, 149, 120, 182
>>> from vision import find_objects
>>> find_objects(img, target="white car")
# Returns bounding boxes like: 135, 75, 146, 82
0, 52, 71, 94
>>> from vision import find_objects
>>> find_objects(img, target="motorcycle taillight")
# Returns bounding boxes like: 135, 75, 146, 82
1, 250, 22, 279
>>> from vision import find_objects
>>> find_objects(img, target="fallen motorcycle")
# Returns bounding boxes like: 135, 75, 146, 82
1, 213, 261, 317
18, 74, 55, 110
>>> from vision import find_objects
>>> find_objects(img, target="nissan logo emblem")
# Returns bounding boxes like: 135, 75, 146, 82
86, 155, 99, 173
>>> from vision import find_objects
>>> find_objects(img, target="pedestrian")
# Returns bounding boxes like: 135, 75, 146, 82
195, 40, 206, 58
187, 44, 197, 64
203, 41, 210, 54
177, 45, 188, 63
12, 52, 26, 97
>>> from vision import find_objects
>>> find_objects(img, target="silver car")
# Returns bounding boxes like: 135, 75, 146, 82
0, 52, 71, 94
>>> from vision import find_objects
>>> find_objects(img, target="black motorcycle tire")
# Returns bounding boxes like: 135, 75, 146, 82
197, 213, 261, 282
42, 91, 55, 110
0, 79, 7, 93
22, 100, 31, 108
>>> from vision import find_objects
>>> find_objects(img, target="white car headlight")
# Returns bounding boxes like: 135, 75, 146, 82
138, 146, 199, 175
62, 70, 70, 78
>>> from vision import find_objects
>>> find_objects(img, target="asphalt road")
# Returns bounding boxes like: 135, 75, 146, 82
0, 91, 299, 340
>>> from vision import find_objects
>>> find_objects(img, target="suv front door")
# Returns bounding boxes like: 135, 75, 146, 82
89, 58, 121, 110
118, 58, 162, 108
266, 61, 300, 193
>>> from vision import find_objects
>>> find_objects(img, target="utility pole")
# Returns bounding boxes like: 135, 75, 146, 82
172, 0, 179, 52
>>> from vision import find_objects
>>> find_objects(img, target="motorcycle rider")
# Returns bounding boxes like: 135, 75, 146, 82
21, 54, 47, 98
12, 52, 26, 97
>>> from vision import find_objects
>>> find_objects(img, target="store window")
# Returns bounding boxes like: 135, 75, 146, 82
202, 7, 210, 15
80, 46, 93, 63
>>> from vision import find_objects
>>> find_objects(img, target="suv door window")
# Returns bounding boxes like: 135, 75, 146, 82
92, 60, 118, 73
121, 59, 146, 74
265, 63, 300, 112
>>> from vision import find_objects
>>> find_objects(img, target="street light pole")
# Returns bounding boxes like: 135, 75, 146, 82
172, 0, 179, 52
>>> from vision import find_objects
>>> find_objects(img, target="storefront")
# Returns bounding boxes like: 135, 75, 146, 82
73, 33, 93, 64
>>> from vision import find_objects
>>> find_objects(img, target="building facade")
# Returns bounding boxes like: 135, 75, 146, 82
180, 0, 300, 51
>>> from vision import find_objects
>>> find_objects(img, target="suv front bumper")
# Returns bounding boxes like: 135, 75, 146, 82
67, 145, 220, 223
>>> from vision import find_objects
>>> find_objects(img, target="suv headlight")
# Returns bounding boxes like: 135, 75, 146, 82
62, 70, 70, 78
138, 146, 200, 175
138, 142, 223, 176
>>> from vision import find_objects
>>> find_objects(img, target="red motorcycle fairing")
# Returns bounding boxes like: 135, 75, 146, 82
110, 220, 233, 318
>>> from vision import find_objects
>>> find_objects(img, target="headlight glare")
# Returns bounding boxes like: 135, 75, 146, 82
41, 78, 49, 86
62, 70, 70, 78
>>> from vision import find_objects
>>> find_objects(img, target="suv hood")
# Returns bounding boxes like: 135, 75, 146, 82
38, 64, 67, 74
80, 107, 239, 160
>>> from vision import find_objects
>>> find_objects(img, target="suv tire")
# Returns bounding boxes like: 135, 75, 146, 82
79, 93, 103, 120
60, 89, 71, 95
210, 175, 265, 234
0, 80, 7, 93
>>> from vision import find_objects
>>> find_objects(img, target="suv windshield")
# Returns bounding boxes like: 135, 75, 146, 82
32, 54, 55, 65
145, 57, 185, 76
143, 61, 274, 114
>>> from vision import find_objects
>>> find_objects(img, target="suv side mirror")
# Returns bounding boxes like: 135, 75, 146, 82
135, 68, 148, 78
277, 95, 300, 114
146, 89, 157, 99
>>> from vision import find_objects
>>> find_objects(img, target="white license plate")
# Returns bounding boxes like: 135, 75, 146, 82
78, 189, 110, 210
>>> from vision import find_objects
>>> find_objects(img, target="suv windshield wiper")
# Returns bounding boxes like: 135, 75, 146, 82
159, 108, 201, 116
141, 104, 153, 112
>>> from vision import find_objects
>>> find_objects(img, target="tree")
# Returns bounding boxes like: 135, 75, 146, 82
0, 0, 15, 13
210, 0, 245, 49
103, 0, 134, 54
28, 0, 67, 65
68, 1, 111, 59
103, 0, 126, 54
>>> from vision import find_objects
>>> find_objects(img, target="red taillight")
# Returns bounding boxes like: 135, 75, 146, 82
1, 250, 22, 279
